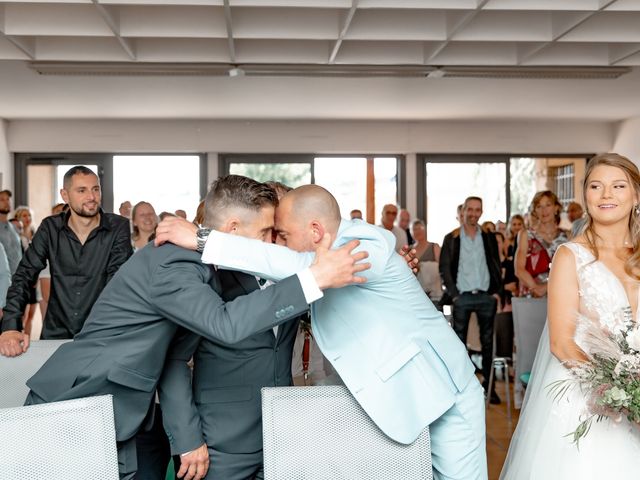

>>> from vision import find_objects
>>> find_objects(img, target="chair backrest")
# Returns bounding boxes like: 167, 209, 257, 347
0, 395, 119, 480
0, 339, 70, 408
494, 311, 514, 359
511, 297, 547, 380
262, 385, 433, 480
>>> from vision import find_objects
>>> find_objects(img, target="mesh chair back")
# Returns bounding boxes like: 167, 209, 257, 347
511, 297, 547, 405
494, 311, 514, 359
262, 385, 433, 480
0, 339, 70, 408
0, 395, 119, 479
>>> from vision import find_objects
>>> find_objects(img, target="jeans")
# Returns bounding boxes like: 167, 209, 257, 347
452, 292, 497, 390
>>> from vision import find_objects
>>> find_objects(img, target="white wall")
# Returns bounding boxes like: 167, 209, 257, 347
613, 117, 640, 162
0, 120, 12, 191
8, 119, 614, 154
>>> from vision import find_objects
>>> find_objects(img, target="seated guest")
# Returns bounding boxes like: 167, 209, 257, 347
20, 176, 366, 480
399, 209, 413, 245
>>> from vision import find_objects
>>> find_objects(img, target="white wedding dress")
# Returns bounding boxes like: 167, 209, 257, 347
501, 242, 640, 479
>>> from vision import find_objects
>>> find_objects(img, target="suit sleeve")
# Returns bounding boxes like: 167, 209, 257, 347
0, 243, 11, 308
439, 234, 459, 299
201, 230, 314, 281
149, 256, 310, 345
157, 328, 204, 456
1, 222, 50, 332
106, 219, 133, 282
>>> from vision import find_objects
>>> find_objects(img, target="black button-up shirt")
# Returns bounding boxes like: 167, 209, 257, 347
1, 209, 132, 338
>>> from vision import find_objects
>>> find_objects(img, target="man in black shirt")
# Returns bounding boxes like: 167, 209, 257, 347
0, 166, 132, 356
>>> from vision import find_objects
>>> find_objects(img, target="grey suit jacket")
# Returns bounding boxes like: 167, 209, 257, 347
26, 243, 308, 451
159, 269, 302, 460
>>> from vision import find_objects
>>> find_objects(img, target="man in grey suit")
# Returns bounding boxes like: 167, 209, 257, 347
24, 176, 368, 480
158, 176, 311, 480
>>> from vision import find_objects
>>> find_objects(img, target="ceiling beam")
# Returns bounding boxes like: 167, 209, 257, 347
329, 0, 358, 64
426, 0, 489, 63
91, 1, 135, 60
223, 0, 236, 64
0, 5, 35, 59
517, 0, 618, 65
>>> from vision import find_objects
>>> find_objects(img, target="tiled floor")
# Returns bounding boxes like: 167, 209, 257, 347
485, 379, 520, 480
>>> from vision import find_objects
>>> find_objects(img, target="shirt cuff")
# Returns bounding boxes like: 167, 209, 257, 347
297, 268, 323, 304
201, 230, 223, 265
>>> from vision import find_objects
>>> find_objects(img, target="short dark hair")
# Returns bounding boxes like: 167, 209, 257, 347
204, 175, 278, 229
463, 196, 483, 209
0, 190, 12, 198
63, 166, 98, 189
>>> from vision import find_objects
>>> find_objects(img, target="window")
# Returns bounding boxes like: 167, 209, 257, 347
222, 154, 402, 222
113, 155, 202, 220
549, 164, 575, 209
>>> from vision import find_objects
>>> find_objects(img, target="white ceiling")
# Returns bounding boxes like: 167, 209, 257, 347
1, 0, 640, 122
2, 0, 640, 66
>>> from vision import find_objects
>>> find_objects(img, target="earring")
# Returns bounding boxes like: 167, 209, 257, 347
635, 204, 640, 215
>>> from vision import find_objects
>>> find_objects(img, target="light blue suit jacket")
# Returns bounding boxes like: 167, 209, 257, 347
203, 219, 476, 444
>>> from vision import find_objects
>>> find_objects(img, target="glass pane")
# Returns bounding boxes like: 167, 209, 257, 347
426, 162, 507, 245
374, 157, 398, 223
314, 157, 367, 218
113, 155, 201, 221
229, 163, 311, 188
509, 157, 537, 217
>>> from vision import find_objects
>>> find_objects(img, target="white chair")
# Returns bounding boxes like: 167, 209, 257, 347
511, 297, 547, 408
0, 394, 119, 479
0, 339, 70, 408
486, 312, 514, 422
262, 385, 433, 480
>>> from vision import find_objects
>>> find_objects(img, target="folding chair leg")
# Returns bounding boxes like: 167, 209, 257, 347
485, 361, 495, 408
505, 363, 512, 423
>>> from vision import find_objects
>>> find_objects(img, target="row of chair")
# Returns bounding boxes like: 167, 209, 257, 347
0, 342, 434, 479
486, 297, 548, 421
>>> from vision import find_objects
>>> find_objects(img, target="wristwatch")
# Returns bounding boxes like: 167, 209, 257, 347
196, 226, 211, 253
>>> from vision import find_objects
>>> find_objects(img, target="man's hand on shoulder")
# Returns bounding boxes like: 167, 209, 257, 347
0, 330, 30, 357
177, 443, 210, 480
154, 216, 198, 250
310, 234, 370, 290
398, 245, 420, 274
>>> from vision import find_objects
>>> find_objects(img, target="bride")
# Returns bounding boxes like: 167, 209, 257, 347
501, 153, 640, 479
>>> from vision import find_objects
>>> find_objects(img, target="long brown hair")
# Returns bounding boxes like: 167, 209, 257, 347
582, 153, 640, 280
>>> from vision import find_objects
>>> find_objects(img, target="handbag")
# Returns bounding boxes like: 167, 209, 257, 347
525, 236, 551, 278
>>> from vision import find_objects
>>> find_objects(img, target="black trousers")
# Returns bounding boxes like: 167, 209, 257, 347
452, 292, 497, 390
135, 404, 172, 480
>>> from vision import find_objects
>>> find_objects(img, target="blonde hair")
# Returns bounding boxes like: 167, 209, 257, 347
529, 190, 562, 225
582, 153, 640, 280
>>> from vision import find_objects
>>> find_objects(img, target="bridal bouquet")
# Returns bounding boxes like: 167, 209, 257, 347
548, 307, 640, 445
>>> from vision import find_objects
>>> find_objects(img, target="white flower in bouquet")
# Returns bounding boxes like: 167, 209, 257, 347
626, 326, 640, 352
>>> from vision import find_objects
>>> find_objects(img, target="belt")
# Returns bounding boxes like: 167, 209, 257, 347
461, 289, 487, 295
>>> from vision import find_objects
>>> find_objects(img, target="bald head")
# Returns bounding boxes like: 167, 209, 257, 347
275, 184, 342, 252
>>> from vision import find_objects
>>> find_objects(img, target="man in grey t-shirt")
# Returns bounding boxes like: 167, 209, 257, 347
0, 190, 22, 274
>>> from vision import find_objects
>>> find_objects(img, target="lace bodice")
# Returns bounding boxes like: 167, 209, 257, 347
562, 242, 636, 336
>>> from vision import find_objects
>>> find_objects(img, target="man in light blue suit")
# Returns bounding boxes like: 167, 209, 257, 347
158, 184, 486, 480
